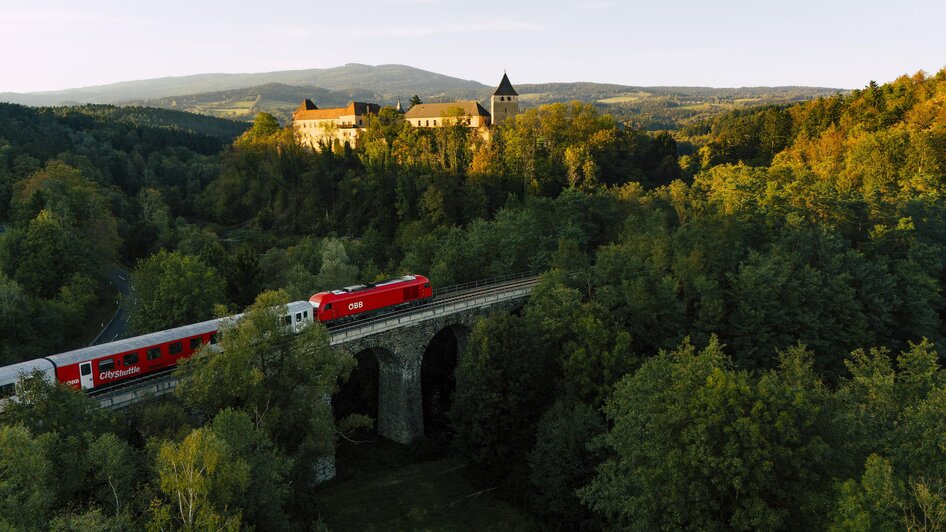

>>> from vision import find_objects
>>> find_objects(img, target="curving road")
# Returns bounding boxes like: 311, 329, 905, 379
90, 266, 136, 346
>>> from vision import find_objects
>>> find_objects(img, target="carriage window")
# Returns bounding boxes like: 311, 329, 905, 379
123, 353, 139, 365
210, 334, 218, 345
295, 312, 302, 322
190, 338, 202, 350
304, 310, 308, 319
324, 303, 333, 310
147, 348, 162, 360
0, 383, 16, 398
99, 359, 115, 372
169, 342, 183, 355
81, 364, 91, 376
283, 315, 292, 325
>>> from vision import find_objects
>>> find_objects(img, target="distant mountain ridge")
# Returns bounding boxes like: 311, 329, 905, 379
0, 64, 490, 107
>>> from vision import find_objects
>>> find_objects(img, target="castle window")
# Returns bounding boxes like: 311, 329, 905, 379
433, 120, 437, 126
426, 120, 429, 126
500, 96, 505, 102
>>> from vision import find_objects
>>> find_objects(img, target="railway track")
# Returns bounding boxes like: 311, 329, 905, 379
92, 272, 540, 407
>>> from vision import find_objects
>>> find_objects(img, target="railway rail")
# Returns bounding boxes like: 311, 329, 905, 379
92, 272, 540, 409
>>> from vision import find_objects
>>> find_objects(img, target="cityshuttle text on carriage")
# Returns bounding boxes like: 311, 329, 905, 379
100, 367, 141, 380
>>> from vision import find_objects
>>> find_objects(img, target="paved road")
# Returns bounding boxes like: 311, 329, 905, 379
91, 266, 136, 346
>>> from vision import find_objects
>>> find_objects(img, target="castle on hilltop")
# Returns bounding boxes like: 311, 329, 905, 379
292, 73, 519, 149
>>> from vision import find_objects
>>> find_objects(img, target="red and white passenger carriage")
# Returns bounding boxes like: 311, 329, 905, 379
0, 277, 431, 402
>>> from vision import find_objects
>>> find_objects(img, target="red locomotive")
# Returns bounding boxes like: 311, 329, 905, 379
309, 275, 432, 322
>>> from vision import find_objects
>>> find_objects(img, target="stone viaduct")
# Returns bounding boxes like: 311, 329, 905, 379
98, 276, 537, 439
94, 276, 537, 481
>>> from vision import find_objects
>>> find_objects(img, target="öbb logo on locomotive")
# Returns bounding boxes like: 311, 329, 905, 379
0, 275, 433, 399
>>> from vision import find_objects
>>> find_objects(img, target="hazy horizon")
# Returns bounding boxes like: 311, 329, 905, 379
2, 0, 945, 93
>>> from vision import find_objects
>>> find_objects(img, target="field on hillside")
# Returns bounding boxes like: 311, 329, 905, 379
596, 91, 653, 103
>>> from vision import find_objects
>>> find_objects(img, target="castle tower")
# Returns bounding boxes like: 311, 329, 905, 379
490, 72, 518, 126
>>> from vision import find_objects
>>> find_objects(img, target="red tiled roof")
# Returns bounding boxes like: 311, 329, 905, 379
293, 101, 380, 121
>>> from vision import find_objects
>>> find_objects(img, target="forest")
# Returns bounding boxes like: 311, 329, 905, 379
1, 67, 945, 529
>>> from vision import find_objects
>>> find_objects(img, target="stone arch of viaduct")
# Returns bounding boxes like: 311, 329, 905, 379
334, 299, 523, 444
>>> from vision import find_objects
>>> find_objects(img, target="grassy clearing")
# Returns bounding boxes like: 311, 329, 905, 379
678, 102, 715, 110
597, 91, 652, 104
316, 440, 542, 531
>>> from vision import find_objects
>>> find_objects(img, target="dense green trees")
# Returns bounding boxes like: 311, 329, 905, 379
528, 400, 604, 529
4, 67, 946, 528
0, 293, 354, 529
580, 340, 836, 530
0, 103, 236, 363
0, 160, 119, 360
446, 69, 946, 529
129, 250, 225, 334
450, 314, 558, 484
0, 424, 55, 529
174, 291, 354, 521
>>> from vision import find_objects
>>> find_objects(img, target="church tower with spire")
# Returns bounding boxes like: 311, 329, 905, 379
490, 72, 519, 126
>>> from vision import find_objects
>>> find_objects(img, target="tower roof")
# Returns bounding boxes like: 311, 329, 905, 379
493, 73, 518, 96
295, 99, 318, 113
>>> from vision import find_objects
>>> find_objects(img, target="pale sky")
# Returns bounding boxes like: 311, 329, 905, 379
1, 0, 944, 93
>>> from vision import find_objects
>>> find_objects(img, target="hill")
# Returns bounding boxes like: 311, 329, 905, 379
120, 83, 382, 123
0, 64, 489, 107
41, 104, 251, 140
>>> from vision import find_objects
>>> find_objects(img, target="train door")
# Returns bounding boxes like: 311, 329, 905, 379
79, 362, 94, 390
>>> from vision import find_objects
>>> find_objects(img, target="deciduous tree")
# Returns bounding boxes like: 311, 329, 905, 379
129, 250, 225, 334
